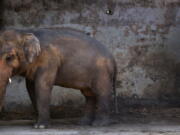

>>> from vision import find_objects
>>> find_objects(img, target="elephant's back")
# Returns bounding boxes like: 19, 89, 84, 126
36, 28, 112, 59
16, 28, 113, 60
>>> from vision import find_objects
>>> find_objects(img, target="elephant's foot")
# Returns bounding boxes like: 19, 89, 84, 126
34, 121, 49, 129
92, 115, 112, 126
78, 115, 94, 125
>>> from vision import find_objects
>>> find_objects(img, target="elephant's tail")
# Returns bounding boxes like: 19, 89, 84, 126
113, 60, 118, 114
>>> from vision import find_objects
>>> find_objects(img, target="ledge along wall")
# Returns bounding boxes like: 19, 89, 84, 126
1, 0, 180, 116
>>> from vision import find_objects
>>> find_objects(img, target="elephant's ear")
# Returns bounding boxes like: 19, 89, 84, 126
22, 33, 41, 63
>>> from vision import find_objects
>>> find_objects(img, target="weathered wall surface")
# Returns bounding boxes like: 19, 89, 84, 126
1, 0, 180, 112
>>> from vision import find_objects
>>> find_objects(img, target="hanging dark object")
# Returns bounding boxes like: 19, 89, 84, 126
105, 0, 116, 15
106, 9, 113, 15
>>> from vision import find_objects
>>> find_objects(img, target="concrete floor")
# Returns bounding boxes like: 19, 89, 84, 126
1, 107, 180, 135
0, 119, 180, 135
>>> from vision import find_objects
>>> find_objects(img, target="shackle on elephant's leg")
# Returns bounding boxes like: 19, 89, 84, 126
9, 78, 12, 84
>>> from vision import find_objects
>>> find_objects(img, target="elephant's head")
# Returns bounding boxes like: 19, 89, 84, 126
0, 30, 41, 111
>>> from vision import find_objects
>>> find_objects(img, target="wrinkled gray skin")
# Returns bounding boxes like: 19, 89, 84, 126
0, 28, 117, 128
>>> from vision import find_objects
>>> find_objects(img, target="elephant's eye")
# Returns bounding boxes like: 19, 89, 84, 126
6, 54, 15, 62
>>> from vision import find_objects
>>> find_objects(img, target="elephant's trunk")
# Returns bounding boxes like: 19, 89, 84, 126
0, 60, 12, 112
0, 87, 6, 112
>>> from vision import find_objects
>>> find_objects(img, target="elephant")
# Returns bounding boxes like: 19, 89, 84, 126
0, 28, 117, 128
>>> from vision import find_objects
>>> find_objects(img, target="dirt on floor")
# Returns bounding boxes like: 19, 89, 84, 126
1, 106, 180, 127
1, 107, 180, 134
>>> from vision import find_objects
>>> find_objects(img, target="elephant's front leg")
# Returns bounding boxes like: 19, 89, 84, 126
34, 67, 57, 129
26, 79, 37, 113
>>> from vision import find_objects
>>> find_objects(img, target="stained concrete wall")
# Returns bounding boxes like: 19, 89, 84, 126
1, 0, 180, 112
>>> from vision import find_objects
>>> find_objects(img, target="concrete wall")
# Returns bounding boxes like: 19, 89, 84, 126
1, 0, 180, 112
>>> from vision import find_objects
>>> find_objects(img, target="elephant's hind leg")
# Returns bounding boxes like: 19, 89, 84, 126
79, 90, 97, 125
92, 70, 113, 126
